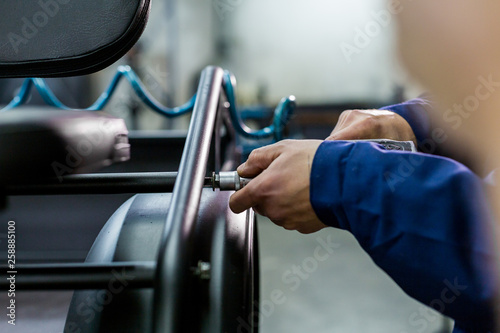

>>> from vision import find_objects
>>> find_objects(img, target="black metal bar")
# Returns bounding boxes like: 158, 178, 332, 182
0, 262, 155, 290
153, 66, 224, 332
2, 172, 214, 195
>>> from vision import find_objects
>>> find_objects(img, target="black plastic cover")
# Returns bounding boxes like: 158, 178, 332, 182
0, 0, 150, 78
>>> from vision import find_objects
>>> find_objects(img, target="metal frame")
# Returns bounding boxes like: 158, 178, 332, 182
153, 66, 224, 332
0, 66, 256, 332
3, 172, 202, 195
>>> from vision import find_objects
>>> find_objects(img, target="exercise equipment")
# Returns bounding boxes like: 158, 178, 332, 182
0, 1, 297, 332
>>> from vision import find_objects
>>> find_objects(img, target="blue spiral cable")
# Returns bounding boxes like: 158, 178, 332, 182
222, 71, 295, 141
0, 66, 295, 141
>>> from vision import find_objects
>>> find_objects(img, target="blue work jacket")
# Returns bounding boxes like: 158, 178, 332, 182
309, 99, 497, 332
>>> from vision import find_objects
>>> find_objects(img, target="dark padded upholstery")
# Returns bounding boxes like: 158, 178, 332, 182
0, 0, 150, 77
0, 108, 130, 183
0, 0, 151, 181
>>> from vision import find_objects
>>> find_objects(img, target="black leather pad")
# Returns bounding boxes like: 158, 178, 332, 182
0, 108, 130, 183
0, 0, 150, 78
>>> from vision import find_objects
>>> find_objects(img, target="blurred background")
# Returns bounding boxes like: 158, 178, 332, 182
93, 0, 417, 135
0, 0, 452, 332
1, 0, 420, 134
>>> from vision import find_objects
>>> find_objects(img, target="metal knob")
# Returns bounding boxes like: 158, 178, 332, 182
212, 171, 252, 191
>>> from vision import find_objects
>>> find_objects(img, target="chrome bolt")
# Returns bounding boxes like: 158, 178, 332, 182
192, 261, 211, 280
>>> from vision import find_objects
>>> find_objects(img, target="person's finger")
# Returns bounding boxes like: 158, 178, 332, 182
237, 143, 284, 178
252, 206, 265, 216
229, 182, 260, 214
329, 110, 351, 136
327, 126, 372, 141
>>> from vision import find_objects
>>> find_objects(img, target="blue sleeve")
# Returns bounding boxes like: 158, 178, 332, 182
310, 141, 496, 332
380, 98, 432, 146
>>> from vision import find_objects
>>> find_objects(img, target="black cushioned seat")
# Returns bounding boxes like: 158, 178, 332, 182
0, 0, 150, 182
0, 108, 129, 183
0, 0, 151, 78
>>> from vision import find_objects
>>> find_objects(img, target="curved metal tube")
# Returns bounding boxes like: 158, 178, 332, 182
153, 66, 224, 332
0, 66, 296, 141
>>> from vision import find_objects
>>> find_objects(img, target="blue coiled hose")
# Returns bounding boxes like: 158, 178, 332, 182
0, 66, 295, 141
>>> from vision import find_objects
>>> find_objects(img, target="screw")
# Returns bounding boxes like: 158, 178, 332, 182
192, 261, 211, 280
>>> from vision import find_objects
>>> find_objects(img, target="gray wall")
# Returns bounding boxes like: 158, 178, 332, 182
94, 0, 419, 126
218, 0, 409, 104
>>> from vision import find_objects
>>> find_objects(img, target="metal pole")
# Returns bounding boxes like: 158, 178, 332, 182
2, 171, 248, 195
0, 262, 155, 290
153, 66, 224, 332
3, 172, 180, 195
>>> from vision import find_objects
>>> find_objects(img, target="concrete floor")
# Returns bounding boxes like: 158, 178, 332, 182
0, 291, 72, 333
0, 216, 453, 333
257, 216, 453, 333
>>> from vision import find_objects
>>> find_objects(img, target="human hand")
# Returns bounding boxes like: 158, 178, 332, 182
326, 109, 417, 145
229, 140, 327, 234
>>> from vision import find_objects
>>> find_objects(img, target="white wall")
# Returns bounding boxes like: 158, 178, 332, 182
220, 0, 406, 104
94, 0, 219, 129
138, 0, 218, 104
